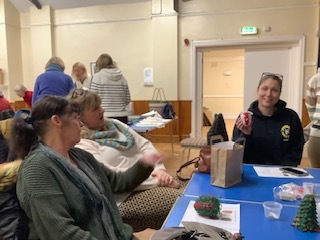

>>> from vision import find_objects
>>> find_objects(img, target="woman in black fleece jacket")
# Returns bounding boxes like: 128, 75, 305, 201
232, 72, 304, 167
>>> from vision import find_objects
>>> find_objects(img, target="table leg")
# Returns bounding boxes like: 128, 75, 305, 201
169, 119, 178, 156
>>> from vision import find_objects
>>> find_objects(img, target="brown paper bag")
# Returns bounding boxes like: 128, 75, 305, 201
210, 138, 245, 188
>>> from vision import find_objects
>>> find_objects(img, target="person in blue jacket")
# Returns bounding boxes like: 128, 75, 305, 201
32, 56, 74, 104
232, 72, 304, 167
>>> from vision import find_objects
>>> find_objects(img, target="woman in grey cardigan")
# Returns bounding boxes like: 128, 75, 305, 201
11, 95, 161, 240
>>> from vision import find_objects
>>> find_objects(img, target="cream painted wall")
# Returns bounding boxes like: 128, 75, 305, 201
178, 0, 319, 99
17, 1, 178, 102
53, 3, 153, 100
0, 0, 8, 89
203, 49, 244, 118
0, 0, 319, 104
0, 0, 22, 100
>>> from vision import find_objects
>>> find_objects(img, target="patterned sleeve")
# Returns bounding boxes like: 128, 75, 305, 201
305, 74, 320, 121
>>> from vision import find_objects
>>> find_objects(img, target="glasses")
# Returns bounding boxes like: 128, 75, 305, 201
71, 87, 89, 99
261, 72, 283, 81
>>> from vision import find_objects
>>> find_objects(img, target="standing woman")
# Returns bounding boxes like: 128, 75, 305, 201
232, 72, 304, 166
11, 96, 161, 239
14, 84, 33, 108
32, 56, 74, 105
71, 62, 91, 89
305, 72, 320, 167
90, 53, 131, 124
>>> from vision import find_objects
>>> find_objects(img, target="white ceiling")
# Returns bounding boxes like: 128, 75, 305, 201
10, 0, 150, 13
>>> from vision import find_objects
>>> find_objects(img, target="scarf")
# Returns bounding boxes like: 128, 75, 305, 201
30, 143, 124, 239
81, 120, 135, 151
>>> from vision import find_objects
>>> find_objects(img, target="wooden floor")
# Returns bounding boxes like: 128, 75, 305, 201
133, 119, 311, 239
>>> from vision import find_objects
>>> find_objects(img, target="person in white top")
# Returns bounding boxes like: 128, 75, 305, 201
71, 62, 91, 89
67, 88, 180, 206
305, 72, 320, 167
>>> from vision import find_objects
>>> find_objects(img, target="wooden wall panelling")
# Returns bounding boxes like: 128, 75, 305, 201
179, 101, 191, 140
13, 100, 30, 111
302, 99, 310, 128
131, 100, 192, 143
131, 99, 308, 142
131, 100, 149, 116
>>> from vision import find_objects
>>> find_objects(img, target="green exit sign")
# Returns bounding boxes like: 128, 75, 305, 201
240, 26, 258, 35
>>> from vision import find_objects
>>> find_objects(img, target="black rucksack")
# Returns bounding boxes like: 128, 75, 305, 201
162, 103, 175, 119
206, 113, 229, 145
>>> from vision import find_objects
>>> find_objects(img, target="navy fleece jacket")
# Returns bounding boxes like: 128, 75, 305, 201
232, 100, 304, 166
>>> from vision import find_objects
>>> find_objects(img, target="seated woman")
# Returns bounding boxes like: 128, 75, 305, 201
11, 95, 161, 239
68, 88, 182, 231
232, 72, 304, 167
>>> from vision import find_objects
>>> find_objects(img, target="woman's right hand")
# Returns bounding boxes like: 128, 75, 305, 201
235, 116, 252, 135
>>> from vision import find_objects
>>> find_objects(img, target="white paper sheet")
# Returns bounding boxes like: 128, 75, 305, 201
180, 201, 240, 235
135, 115, 171, 128
253, 166, 313, 178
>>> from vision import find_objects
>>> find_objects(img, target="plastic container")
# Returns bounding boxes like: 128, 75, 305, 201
302, 182, 314, 196
263, 201, 283, 219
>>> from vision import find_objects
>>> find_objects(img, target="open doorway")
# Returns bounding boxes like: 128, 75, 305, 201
191, 36, 305, 138
203, 49, 245, 120
202, 49, 245, 139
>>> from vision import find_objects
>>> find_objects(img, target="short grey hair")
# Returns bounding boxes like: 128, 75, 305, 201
14, 84, 28, 93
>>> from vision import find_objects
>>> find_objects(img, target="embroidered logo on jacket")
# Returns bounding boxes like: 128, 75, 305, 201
281, 125, 290, 140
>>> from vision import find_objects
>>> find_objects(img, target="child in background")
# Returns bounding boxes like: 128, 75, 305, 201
14, 84, 33, 108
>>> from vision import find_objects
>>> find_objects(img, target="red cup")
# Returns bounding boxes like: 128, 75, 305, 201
240, 111, 253, 126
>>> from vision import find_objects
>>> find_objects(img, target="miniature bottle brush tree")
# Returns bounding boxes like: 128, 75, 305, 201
292, 194, 320, 232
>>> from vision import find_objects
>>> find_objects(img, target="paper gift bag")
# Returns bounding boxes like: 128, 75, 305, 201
210, 138, 245, 188
149, 88, 168, 115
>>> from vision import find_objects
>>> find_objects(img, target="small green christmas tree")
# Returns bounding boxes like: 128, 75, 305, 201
292, 194, 320, 232
194, 195, 221, 219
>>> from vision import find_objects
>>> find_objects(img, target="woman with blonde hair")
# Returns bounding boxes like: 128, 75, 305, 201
68, 88, 181, 231
71, 62, 91, 89
32, 56, 74, 105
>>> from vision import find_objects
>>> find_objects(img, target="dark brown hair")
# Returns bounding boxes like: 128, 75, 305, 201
9, 96, 80, 159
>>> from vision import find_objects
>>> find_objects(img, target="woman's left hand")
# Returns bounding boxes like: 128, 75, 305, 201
152, 169, 180, 188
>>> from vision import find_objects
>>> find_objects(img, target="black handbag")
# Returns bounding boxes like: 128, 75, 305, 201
151, 221, 243, 240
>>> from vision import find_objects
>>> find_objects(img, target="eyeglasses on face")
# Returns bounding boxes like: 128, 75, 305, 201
71, 87, 89, 99
261, 72, 283, 81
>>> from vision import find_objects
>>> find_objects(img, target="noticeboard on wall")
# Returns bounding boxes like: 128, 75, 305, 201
90, 62, 98, 76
